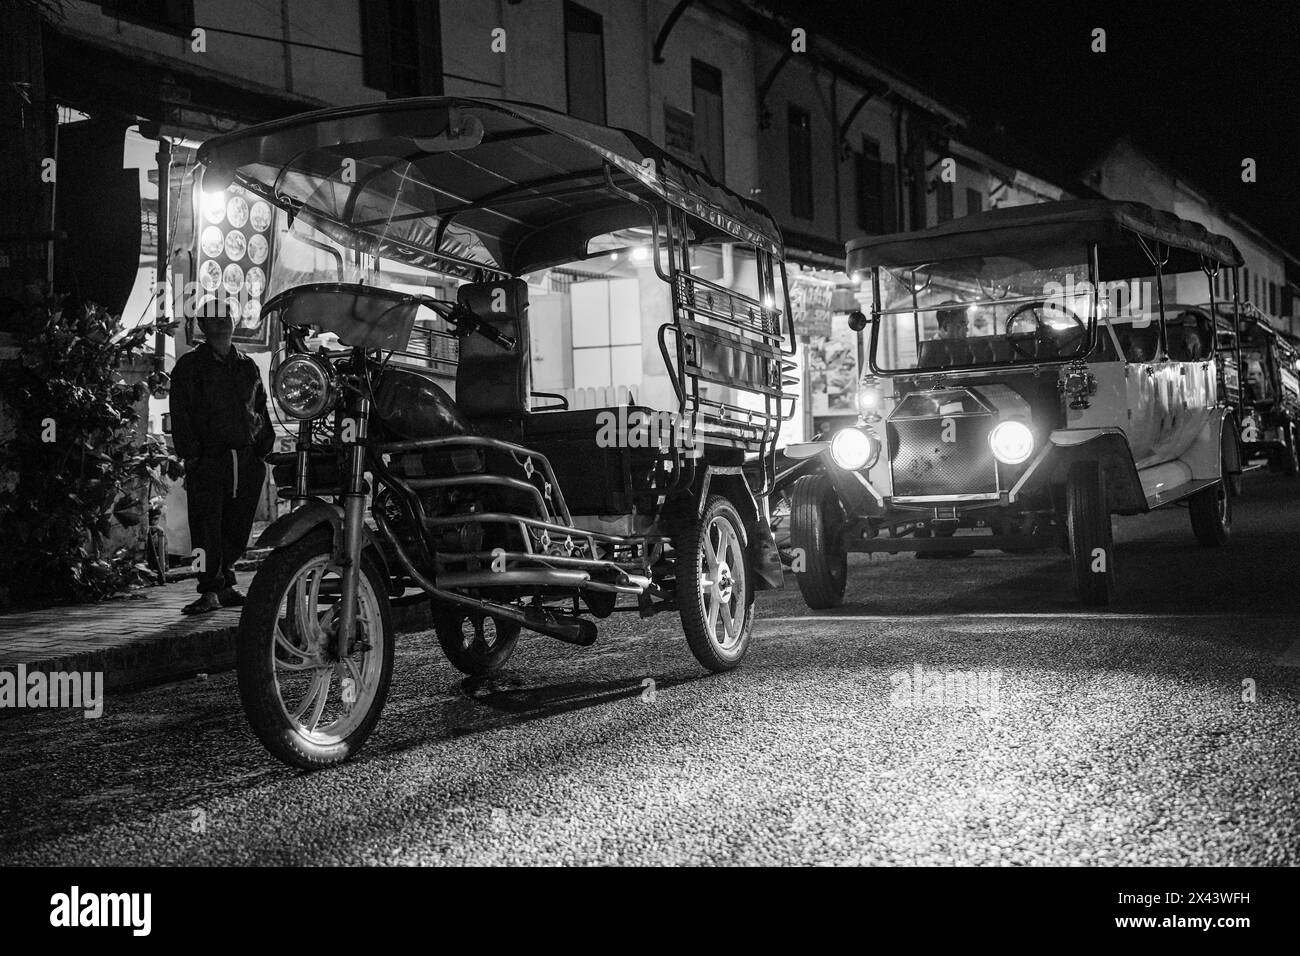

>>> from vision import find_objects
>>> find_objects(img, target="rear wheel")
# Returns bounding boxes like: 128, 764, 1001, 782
1066, 461, 1115, 605
789, 475, 847, 609
1280, 422, 1299, 477
433, 609, 521, 676
678, 495, 753, 672
1189, 479, 1231, 546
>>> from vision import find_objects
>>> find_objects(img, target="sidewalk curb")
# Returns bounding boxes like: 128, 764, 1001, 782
3, 600, 432, 695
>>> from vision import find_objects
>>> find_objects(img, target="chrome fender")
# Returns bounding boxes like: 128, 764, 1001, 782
1009, 427, 1146, 514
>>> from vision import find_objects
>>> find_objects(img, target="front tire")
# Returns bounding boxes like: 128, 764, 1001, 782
433, 609, 521, 676
789, 475, 847, 609
237, 530, 394, 770
678, 495, 753, 672
1066, 461, 1115, 605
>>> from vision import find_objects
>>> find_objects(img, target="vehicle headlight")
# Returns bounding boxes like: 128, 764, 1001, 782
273, 354, 335, 420
989, 419, 1034, 465
830, 427, 877, 471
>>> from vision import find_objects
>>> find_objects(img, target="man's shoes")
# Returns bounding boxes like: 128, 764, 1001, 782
182, 593, 223, 615
216, 587, 246, 607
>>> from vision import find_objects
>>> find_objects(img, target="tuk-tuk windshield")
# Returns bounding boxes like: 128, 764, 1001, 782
872, 249, 1093, 372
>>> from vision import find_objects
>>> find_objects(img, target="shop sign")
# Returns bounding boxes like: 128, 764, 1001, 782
192, 179, 274, 349
790, 274, 834, 337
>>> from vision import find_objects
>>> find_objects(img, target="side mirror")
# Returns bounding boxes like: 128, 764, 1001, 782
848, 310, 869, 333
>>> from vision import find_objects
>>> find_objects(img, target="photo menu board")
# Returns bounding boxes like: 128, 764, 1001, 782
193, 182, 275, 349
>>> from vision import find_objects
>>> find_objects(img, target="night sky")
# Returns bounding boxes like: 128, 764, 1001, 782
766, 0, 1300, 259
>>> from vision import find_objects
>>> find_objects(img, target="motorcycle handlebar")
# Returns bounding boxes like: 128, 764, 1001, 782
419, 297, 515, 351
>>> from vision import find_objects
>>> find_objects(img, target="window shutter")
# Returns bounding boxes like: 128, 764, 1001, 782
360, 1, 393, 93
880, 162, 898, 232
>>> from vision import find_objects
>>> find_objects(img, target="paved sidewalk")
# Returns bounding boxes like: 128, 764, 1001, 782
0, 580, 244, 691
0, 578, 430, 692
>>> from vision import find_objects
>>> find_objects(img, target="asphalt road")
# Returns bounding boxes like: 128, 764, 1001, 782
3, 472, 1298, 866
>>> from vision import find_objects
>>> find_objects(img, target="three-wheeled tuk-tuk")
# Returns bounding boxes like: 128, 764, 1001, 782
191, 97, 796, 768
785, 200, 1246, 607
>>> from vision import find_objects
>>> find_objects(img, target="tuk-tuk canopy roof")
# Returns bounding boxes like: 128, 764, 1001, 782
846, 200, 1245, 273
196, 96, 783, 276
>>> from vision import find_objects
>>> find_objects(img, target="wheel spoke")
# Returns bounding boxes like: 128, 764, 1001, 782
719, 600, 736, 641
705, 585, 721, 636
719, 525, 737, 563
703, 525, 719, 568
273, 623, 317, 671
291, 668, 330, 725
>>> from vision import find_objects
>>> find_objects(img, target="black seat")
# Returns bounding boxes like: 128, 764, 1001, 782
454, 279, 531, 435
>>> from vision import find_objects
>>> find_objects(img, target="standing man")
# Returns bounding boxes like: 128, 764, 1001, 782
170, 302, 275, 614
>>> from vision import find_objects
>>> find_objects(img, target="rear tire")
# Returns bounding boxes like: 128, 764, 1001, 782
1066, 461, 1115, 605
1280, 422, 1299, 477
433, 609, 521, 676
678, 495, 753, 672
789, 475, 847, 609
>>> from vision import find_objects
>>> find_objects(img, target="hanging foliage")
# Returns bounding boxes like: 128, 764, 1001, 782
0, 296, 183, 606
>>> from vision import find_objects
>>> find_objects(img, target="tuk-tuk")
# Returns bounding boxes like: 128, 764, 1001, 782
784, 200, 1245, 607
1231, 308, 1300, 474
191, 97, 796, 768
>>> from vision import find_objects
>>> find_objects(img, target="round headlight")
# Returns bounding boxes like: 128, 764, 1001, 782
830, 427, 876, 471
273, 354, 334, 420
989, 419, 1035, 465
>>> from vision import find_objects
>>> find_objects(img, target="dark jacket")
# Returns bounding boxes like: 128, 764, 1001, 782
170, 343, 275, 461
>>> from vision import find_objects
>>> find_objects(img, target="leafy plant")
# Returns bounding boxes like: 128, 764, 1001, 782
0, 296, 183, 606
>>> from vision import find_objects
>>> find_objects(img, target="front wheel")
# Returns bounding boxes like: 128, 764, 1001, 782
1066, 461, 1115, 605
678, 495, 754, 672
237, 530, 394, 769
789, 475, 847, 609
433, 609, 521, 676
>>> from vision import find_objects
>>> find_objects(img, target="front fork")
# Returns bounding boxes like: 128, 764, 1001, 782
336, 394, 371, 661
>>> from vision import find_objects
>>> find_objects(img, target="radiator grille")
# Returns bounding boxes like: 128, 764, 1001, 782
889, 412, 998, 497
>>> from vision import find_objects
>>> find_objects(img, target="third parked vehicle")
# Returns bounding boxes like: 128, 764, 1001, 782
786, 200, 1246, 607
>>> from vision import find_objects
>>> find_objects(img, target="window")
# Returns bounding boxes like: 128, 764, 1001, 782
691, 59, 725, 181
98, 0, 193, 31
361, 0, 443, 97
569, 276, 642, 390
1270, 281, 1278, 315
1243, 268, 1250, 303
856, 136, 884, 233
935, 181, 954, 223
965, 188, 982, 216
788, 105, 814, 221
564, 2, 606, 124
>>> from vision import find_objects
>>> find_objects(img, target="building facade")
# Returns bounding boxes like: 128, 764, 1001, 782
3, 0, 1294, 463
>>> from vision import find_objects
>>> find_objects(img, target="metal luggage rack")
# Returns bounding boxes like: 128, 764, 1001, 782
673, 271, 783, 341
370, 434, 672, 583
